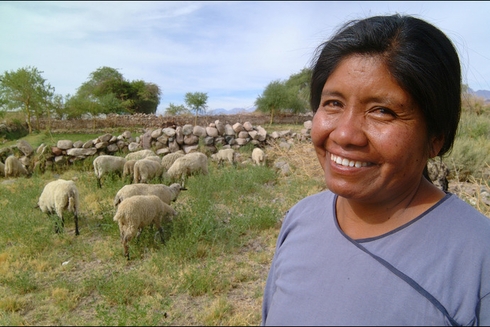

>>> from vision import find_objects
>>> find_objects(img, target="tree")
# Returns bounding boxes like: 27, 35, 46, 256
165, 103, 191, 116
67, 66, 162, 118
461, 84, 490, 116
0, 66, 55, 133
285, 68, 311, 111
129, 80, 161, 114
185, 92, 208, 125
255, 80, 305, 125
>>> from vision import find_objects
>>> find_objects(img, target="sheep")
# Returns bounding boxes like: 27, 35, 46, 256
252, 148, 266, 166
125, 149, 156, 161
163, 152, 208, 186
113, 182, 185, 207
123, 159, 137, 182
113, 195, 178, 260
93, 155, 127, 188
36, 179, 80, 235
145, 155, 162, 163
161, 152, 185, 171
4, 155, 29, 178
133, 158, 164, 184
211, 148, 239, 166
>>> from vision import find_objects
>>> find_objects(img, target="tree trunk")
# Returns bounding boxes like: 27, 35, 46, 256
25, 103, 32, 134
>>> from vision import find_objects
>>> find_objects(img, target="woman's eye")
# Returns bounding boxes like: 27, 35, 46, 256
373, 107, 397, 118
322, 100, 342, 108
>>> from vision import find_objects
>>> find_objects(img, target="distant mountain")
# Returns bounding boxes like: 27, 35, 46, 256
207, 107, 256, 115
468, 88, 490, 100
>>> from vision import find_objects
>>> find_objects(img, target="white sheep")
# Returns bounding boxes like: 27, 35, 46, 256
145, 155, 162, 163
252, 148, 266, 166
133, 158, 164, 184
113, 182, 185, 207
164, 152, 208, 186
211, 148, 239, 166
122, 159, 137, 182
37, 179, 80, 235
4, 155, 29, 178
161, 152, 185, 171
93, 155, 127, 188
125, 149, 156, 161
113, 195, 178, 260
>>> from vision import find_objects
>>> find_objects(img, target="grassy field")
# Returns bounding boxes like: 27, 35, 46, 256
0, 131, 325, 325
0, 119, 488, 325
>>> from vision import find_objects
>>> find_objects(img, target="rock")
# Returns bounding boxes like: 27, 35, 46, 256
17, 140, 33, 156
57, 140, 73, 150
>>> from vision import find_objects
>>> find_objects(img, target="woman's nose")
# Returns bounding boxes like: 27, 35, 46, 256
329, 110, 368, 148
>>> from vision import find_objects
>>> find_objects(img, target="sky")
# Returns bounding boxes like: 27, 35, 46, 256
1, 1, 490, 115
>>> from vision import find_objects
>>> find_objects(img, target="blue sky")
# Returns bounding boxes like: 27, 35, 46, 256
1, 1, 490, 115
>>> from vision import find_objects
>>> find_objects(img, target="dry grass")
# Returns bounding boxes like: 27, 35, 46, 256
0, 127, 488, 326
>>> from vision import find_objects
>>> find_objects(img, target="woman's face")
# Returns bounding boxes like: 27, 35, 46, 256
311, 55, 442, 205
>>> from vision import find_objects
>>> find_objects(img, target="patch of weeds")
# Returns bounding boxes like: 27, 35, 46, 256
180, 261, 232, 296
201, 296, 233, 325
2, 271, 38, 295
95, 302, 163, 326
95, 270, 155, 305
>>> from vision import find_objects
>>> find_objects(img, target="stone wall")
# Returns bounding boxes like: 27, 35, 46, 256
33, 112, 314, 133
0, 119, 313, 174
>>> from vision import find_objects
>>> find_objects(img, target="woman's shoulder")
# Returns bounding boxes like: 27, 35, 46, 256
434, 193, 490, 240
290, 189, 335, 212
280, 190, 335, 226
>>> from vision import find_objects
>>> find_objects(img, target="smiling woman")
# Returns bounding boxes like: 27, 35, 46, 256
262, 14, 490, 326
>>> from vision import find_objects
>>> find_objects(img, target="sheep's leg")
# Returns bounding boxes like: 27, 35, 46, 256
122, 234, 131, 260
158, 226, 165, 244
136, 228, 143, 240
55, 216, 64, 234
97, 177, 102, 188
123, 241, 130, 260
74, 213, 80, 236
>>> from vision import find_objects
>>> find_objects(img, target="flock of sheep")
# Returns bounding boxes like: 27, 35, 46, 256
4, 146, 266, 260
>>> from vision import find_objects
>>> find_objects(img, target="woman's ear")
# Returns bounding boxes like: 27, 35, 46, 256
429, 135, 445, 158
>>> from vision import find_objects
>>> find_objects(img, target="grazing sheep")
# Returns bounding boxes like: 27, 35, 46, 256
211, 148, 239, 166
133, 158, 164, 184
93, 155, 127, 188
4, 155, 29, 178
122, 159, 137, 182
37, 179, 80, 235
125, 149, 156, 161
145, 155, 162, 163
252, 148, 266, 166
113, 195, 178, 260
161, 152, 185, 171
164, 152, 208, 185
113, 182, 185, 207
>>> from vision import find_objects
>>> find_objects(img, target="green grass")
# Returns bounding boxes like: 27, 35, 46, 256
0, 114, 488, 325
0, 146, 307, 325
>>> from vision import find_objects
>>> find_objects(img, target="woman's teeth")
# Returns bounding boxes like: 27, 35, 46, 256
330, 154, 368, 168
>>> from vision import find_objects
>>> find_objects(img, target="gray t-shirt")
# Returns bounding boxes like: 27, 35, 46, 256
262, 191, 490, 326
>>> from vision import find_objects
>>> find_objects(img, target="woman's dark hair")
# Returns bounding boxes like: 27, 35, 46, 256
310, 14, 461, 156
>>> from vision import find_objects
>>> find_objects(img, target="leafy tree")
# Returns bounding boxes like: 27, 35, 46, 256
66, 66, 162, 118
165, 103, 191, 116
285, 68, 311, 111
255, 80, 305, 125
462, 84, 490, 116
129, 80, 161, 114
0, 66, 55, 133
185, 92, 208, 125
